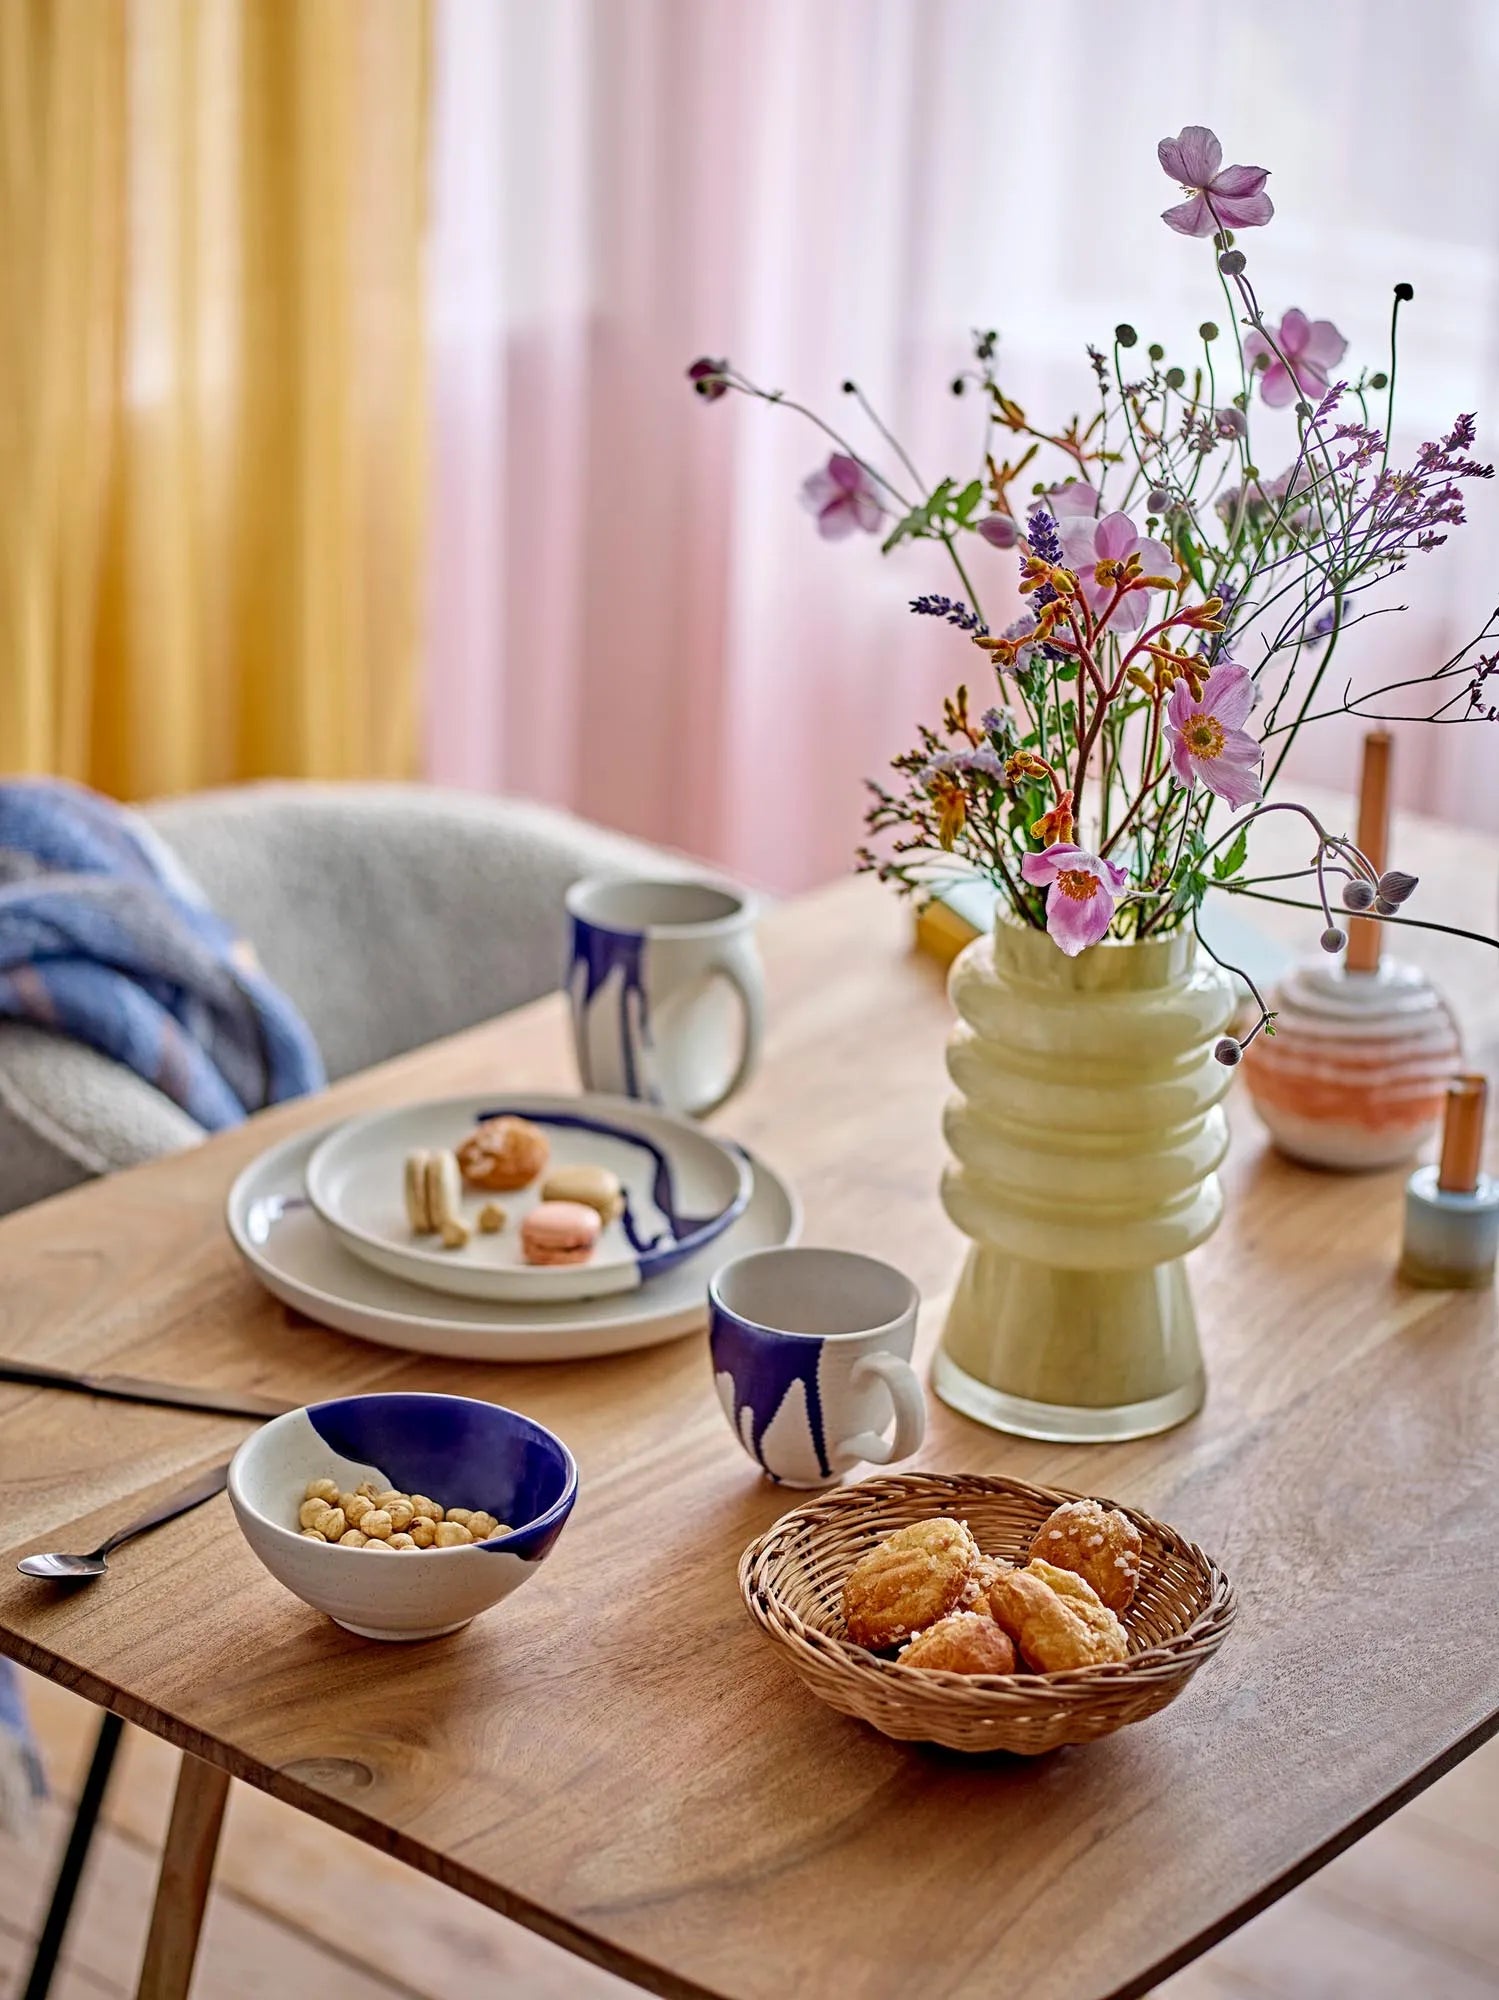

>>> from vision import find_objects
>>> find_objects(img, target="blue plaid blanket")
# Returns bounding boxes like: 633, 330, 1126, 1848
0, 777, 325, 1829
0, 778, 324, 1126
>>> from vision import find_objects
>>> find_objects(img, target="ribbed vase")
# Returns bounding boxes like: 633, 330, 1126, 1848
1241, 959, 1462, 1170
934, 918, 1236, 1442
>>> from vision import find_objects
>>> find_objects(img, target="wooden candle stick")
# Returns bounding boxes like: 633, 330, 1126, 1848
1346, 728, 1391, 974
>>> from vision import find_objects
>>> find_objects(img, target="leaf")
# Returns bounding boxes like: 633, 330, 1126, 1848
880, 478, 954, 554
1175, 530, 1206, 594
1212, 827, 1249, 882
952, 479, 985, 525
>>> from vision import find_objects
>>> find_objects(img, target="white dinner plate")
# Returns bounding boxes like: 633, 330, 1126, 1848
304, 1093, 752, 1304
227, 1125, 799, 1362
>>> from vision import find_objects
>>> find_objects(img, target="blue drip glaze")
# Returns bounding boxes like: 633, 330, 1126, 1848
569, 918, 653, 1100
708, 1310, 831, 1481
305, 1395, 577, 1562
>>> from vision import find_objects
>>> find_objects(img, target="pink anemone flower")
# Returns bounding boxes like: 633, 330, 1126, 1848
1158, 126, 1273, 238
1020, 843, 1130, 956
800, 454, 883, 539
1057, 511, 1176, 632
1164, 661, 1265, 808
1242, 310, 1348, 409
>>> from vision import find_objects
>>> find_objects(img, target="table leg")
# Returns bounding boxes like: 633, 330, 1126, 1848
134, 1752, 230, 2000
21, 1710, 125, 2000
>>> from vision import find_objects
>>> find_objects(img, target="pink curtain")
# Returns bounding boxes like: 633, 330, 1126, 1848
425, 0, 1499, 891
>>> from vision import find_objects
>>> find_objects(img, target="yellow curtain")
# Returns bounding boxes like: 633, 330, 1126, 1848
0, 0, 429, 796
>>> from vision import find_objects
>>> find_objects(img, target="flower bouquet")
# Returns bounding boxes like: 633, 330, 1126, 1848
689, 125, 1498, 1439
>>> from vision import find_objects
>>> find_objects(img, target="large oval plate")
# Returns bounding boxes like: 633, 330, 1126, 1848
227, 1126, 799, 1361
304, 1094, 752, 1303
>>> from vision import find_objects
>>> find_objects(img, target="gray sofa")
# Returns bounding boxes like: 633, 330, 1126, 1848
0, 783, 677, 1217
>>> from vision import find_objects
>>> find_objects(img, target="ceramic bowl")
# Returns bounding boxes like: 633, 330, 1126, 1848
229, 1393, 577, 1641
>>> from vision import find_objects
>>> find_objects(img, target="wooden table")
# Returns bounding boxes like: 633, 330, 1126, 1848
1, 808, 1496, 2000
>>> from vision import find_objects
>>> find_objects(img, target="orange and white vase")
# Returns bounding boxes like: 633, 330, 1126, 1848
1242, 959, 1461, 1171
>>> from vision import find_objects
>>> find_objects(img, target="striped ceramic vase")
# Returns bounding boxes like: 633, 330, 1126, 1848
1241, 958, 1461, 1170
933, 917, 1236, 1444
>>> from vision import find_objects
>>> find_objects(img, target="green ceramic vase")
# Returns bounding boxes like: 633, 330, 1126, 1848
933, 916, 1236, 1442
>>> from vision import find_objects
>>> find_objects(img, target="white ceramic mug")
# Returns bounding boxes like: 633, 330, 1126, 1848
566, 877, 764, 1118
708, 1247, 926, 1487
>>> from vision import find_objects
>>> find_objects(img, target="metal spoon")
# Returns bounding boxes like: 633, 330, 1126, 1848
17, 1460, 232, 1580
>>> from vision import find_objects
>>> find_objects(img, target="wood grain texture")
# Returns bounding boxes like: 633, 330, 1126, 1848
135, 1754, 229, 2000
0, 797, 1495, 2000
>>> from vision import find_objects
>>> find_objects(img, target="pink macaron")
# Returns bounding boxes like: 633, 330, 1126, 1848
520, 1200, 603, 1267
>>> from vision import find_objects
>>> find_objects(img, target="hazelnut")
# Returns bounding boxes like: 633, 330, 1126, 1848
440, 1217, 471, 1250
387, 1533, 416, 1549
466, 1512, 501, 1540
316, 1507, 347, 1542
299, 1527, 328, 1541
360, 1509, 394, 1541
338, 1529, 368, 1547
478, 1202, 506, 1233
363, 1537, 395, 1552
434, 1520, 473, 1547
304, 1478, 341, 1505
356, 1481, 380, 1499
443, 1507, 473, 1528
344, 1493, 373, 1525
407, 1517, 436, 1548
298, 1498, 333, 1530
408, 1495, 441, 1523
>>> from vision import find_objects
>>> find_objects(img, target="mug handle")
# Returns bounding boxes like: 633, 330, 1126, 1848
831, 1353, 926, 1471
688, 949, 765, 1118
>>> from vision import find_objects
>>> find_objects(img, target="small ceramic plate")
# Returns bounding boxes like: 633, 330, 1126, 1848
227, 1126, 799, 1362
304, 1094, 753, 1304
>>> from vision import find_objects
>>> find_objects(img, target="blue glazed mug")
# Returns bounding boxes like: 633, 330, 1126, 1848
566, 876, 764, 1118
709, 1247, 926, 1487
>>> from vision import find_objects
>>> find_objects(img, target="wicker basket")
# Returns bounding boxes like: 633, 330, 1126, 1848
738, 1471, 1236, 1755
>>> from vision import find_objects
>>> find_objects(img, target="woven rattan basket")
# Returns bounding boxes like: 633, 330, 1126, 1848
738, 1471, 1236, 1755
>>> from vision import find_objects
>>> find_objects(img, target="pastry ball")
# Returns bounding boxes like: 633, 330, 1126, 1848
987, 1558, 1130, 1672
457, 1116, 550, 1192
841, 1517, 980, 1650
959, 1553, 1011, 1610
520, 1199, 602, 1267
1028, 1498, 1142, 1615
899, 1611, 1016, 1676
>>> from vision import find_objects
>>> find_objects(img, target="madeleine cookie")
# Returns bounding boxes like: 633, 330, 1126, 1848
520, 1200, 601, 1267
457, 1116, 549, 1192
1028, 1498, 1143, 1615
540, 1163, 624, 1222
899, 1610, 1017, 1675
841, 1517, 981, 1650
986, 1558, 1129, 1671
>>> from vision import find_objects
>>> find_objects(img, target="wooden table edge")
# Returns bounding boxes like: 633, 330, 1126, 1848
6, 1608, 1497, 2000
1111, 1704, 1499, 2000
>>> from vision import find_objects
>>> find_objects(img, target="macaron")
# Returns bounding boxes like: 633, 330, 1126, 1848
520, 1200, 602, 1267
404, 1149, 434, 1233
539, 1163, 624, 1222
423, 1149, 463, 1233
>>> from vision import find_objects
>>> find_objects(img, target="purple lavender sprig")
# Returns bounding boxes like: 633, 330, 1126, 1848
910, 594, 988, 634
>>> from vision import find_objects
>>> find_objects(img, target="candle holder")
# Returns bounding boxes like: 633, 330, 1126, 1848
1399, 1075, 1499, 1288
1241, 956, 1462, 1170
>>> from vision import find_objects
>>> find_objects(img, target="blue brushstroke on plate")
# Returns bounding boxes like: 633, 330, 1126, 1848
473, 1105, 749, 1279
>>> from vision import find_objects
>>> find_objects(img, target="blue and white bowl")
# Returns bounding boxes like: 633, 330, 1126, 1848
229, 1394, 577, 1641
